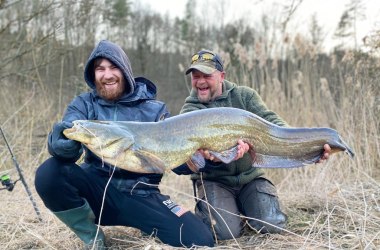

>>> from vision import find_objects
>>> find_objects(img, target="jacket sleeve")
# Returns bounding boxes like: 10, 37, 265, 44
156, 103, 170, 121
47, 96, 88, 161
171, 160, 227, 175
62, 95, 90, 122
171, 164, 193, 175
47, 121, 83, 162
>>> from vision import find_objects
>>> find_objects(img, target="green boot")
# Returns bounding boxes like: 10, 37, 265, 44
53, 199, 106, 249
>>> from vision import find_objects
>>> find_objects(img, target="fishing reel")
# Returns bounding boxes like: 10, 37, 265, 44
1, 174, 17, 191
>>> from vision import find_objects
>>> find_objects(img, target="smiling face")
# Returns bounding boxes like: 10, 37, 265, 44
191, 69, 225, 103
94, 58, 125, 101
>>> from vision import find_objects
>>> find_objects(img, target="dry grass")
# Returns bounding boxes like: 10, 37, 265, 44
1, 44, 379, 249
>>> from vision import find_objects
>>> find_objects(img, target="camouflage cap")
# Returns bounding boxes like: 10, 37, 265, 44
185, 49, 224, 75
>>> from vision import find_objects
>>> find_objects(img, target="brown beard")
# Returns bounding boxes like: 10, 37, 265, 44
96, 83, 125, 101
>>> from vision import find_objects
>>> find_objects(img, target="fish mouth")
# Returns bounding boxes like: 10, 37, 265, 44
63, 127, 76, 137
63, 121, 86, 138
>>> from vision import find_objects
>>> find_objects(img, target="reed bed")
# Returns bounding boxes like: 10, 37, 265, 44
0, 42, 379, 249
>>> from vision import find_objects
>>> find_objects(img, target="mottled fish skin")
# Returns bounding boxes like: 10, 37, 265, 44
63, 107, 354, 174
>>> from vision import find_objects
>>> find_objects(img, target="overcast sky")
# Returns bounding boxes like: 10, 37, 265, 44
136, 0, 380, 51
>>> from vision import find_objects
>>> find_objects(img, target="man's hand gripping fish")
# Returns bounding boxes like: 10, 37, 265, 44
63, 107, 355, 174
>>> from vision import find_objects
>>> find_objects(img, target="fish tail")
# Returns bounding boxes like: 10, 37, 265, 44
339, 135, 355, 159
344, 147, 355, 159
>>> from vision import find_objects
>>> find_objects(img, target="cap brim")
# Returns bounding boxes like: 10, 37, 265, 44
185, 65, 217, 75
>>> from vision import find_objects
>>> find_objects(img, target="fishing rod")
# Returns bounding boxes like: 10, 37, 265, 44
0, 126, 43, 222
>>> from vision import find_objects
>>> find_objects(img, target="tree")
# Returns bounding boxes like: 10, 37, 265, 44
104, 0, 130, 26
334, 0, 365, 50
180, 0, 198, 51
309, 13, 324, 49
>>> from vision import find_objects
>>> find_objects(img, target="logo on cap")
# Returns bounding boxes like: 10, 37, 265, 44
185, 50, 224, 75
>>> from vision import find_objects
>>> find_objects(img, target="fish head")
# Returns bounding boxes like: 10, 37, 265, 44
63, 120, 135, 159
63, 120, 115, 148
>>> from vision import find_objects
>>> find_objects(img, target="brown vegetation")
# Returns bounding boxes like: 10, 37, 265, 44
0, 0, 379, 249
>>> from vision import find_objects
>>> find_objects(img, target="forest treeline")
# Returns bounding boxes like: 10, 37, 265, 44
0, 1, 379, 248
0, 0, 379, 115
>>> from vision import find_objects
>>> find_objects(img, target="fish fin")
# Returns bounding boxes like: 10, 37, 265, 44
251, 154, 317, 168
209, 143, 258, 164
248, 146, 257, 163
133, 150, 166, 174
187, 151, 206, 172
209, 146, 239, 164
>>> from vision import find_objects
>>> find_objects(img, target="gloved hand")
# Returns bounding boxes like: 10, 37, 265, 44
48, 121, 82, 161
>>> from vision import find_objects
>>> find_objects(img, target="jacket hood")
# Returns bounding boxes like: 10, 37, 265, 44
84, 40, 136, 95
125, 76, 157, 101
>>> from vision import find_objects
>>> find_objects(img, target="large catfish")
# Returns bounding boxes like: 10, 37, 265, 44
63, 107, 354, 174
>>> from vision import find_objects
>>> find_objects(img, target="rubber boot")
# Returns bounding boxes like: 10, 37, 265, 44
53, 199, 106, 249
240, 178, 287, 234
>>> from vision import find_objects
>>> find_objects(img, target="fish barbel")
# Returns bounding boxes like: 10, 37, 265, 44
63, 107, 354, 174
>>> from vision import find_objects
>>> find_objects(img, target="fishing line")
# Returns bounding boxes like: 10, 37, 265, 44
199, 173, 219, 244
92, 164, 115, 250
139, 178, 242, 249
77, 123, 107, 167
76, 123, 113, 249
131, 173, 242, 246
161, 179, 334, 248
74, 123, 240, 247
131, 180, 244, 248
217, 207, 339, 249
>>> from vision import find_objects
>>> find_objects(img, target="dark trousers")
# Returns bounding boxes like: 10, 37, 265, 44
194, 178, 287, 240
35, 157, 214, 247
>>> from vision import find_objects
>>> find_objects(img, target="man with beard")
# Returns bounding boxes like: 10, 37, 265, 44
34, 41, 214, 249
177, 49, 331, 241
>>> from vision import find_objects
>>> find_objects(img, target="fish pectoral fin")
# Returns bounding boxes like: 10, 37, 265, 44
188, 151, 206, 172
209, 146, 239, 164
98, 136, 134, 158
133, 151, 166, 174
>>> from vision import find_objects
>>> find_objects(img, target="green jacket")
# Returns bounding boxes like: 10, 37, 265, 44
180, 80, 288, 187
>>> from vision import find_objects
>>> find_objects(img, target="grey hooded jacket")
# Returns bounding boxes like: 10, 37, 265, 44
48, 40, 169, 181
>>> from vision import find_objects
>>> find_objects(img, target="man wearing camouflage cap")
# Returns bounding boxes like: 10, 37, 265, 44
177, 49, 331, 240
